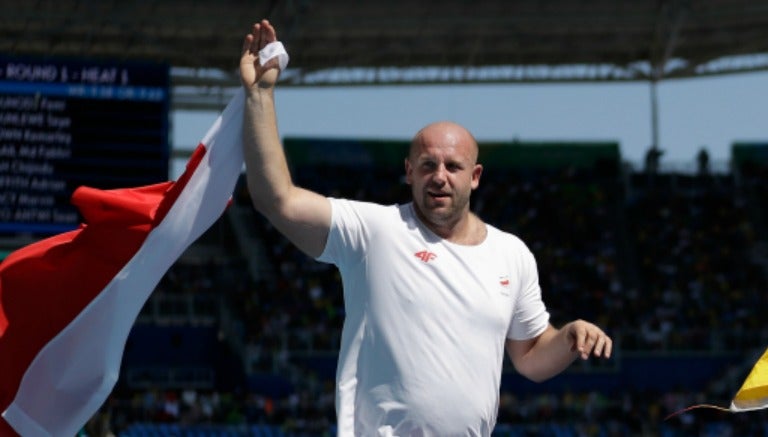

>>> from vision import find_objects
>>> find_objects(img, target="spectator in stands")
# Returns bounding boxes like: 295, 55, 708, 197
239, 19, 612, 435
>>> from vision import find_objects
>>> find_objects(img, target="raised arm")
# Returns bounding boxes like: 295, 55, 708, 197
506, 320, 612, 383
240, 20, 331, 258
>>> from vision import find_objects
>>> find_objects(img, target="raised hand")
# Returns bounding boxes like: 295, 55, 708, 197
240, 19, 281, 91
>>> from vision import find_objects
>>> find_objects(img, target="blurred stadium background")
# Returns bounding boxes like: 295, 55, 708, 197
2, 1, 768, 436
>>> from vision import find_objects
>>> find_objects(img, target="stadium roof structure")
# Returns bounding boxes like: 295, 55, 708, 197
2, 0, 768, 109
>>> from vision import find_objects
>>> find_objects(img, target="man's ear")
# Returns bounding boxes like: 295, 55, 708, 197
471, 163, 483, 190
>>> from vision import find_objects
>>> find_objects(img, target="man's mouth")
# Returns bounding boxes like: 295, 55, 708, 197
428, 191, 450, 199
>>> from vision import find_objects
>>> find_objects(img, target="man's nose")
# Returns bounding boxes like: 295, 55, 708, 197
431, 165, 447, 184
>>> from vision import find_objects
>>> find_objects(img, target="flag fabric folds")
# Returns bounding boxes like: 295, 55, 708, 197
731, 347, 768, 412
0, 89, 246, 437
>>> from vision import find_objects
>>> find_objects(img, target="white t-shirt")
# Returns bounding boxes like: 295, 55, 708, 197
317, 199, 550, 436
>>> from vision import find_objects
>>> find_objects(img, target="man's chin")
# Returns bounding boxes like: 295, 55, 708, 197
423, 203, 450, 215
422, 206, 454, 222
415, 199, 454, 217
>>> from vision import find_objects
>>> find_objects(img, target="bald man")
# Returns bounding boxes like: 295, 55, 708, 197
240, 20, 612, 436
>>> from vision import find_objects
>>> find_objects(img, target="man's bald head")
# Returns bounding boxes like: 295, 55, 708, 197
409, 121, 479, 164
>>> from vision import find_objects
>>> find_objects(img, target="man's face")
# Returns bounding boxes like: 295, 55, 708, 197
405, 122, 482, 229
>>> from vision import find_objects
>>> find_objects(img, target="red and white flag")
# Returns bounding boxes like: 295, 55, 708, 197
0, 90, 246, 437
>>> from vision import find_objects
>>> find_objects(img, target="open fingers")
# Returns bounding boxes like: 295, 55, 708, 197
573, 322, 612, 360
242, 32, 255, 57
590, 334, 612, 359
259, 19, 277, 48
242, 19, 275, 52
242, 21, 280, 65
241, 22, 260, 57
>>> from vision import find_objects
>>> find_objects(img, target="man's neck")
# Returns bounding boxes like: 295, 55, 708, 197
416, 207, 487, 246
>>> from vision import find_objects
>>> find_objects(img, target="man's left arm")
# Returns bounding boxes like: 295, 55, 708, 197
506, 320, 612, 383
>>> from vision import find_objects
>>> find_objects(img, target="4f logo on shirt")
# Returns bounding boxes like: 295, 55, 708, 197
414, 250, 437, 263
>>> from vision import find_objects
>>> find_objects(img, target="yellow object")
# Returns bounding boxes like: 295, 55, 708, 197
665, 348, 768, 419
731, 348, 768, 411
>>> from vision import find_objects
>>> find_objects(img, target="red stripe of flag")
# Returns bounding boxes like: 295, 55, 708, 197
0, 89, 245, 436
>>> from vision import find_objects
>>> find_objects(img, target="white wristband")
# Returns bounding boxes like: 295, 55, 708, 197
259, 41, 290, 71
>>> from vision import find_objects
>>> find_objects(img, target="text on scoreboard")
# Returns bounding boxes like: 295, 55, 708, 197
0, 57, 170, 235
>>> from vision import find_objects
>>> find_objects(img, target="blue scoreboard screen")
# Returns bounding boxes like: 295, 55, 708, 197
0, 57, 170, 235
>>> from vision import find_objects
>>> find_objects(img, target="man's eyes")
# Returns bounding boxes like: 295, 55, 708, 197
420, 162, 462, 171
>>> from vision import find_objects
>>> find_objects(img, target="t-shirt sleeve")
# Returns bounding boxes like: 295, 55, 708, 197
316, 198, 371, 267
507, 245, 550, 340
